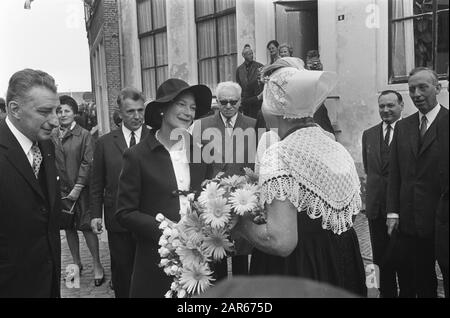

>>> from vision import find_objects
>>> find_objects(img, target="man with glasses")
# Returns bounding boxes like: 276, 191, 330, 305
193, 81, 256, 280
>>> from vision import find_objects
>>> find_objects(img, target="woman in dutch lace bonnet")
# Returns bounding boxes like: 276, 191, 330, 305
236, 65, 367, 296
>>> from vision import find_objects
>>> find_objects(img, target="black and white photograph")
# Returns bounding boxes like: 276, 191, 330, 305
0, 0, 448, 300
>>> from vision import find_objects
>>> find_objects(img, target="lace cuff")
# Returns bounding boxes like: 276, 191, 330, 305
260, 175, 361, 235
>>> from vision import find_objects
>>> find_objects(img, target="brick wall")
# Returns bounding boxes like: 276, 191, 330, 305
86, 0, 122, 133
103, 0, 121, 130
87, 1, 103, 42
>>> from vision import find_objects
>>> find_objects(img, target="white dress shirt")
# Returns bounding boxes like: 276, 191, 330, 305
382, 118, 400, 146
5, 117, 34, 167
418, 102, 440, 132
122, 125, 142, 148
156, 130, 191, 217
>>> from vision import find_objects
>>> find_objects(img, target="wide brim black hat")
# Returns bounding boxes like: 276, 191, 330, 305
144, 78, 212, 129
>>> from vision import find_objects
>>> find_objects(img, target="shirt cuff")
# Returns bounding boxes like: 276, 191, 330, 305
387, 213, 399, 219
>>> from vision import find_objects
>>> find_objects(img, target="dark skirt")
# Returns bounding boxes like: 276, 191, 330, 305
250, 212, 367, 297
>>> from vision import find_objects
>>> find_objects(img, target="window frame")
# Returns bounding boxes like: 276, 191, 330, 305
388, 0, 449, 84
194, 0, 237, 90
136, 0, 168, 98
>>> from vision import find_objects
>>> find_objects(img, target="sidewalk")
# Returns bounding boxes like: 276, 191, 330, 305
60, 231, 114, 298
60, 213, 444, 298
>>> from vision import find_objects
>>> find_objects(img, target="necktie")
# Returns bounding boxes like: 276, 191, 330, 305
419, 115, 428, 142
384, 124, 392, 146
30, 143, 42, 178
226, 119, 233, 136
129, 131, 136, 148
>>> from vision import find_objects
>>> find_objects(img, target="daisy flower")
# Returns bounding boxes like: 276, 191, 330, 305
164, 291, 173, 298
176, 243, 209, 267
203, 228, 233, 261
180, 212, 205, 244
220, 175, 246, 188
177, 289, 187, 298
198, 182, 225, 205
242, 183, 259, 193
179, 263, 214, 295
203, 197, 231, 228
229, 188, 257, 215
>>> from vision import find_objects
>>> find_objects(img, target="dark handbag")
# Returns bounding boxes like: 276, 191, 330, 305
60, 198, 77, 229
73, 188, 92, 232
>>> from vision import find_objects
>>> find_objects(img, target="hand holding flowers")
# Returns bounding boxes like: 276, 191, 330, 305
157, 168, 265, 298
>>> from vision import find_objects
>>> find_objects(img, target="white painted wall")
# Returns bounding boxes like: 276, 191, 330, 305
166, 0, 198, 84
118, 0, 142, 91
254, 0, 276, 65
236, 0, 256, 65
318, 0, 448, 171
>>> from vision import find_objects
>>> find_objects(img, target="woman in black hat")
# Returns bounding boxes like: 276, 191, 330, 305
115, 78, 212, 297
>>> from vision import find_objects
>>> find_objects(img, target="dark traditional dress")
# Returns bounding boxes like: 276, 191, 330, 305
250, 125, 367, 296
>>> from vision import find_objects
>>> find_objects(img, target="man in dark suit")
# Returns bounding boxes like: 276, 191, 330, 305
193, 81, 256, 279
436, 112, 449, 298
435, 77, 449, 297
362, 90, 404, 297
387, 67, 449, 297
0, 69, 61, 297
236, 45, 264, 119
90, 87, 149, 298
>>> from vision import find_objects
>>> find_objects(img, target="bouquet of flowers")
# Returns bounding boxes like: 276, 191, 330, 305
156, 168, 265, 298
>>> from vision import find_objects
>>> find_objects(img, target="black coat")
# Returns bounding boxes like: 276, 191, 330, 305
436, 113, 449, 268
90, 126, 149, 232
0, 120, 61, 297
387, 106, 448, 238
236, 60, 264, 118
115, 131, 211, 297
362, 123, 390, 219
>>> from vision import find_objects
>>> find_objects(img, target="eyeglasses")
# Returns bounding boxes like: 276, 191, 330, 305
218, 99, 239, 106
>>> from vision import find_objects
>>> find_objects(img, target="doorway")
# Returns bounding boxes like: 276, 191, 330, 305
274, 0, 318, 61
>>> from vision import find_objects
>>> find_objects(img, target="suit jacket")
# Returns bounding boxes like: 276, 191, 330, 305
436, 113, 449, 267
0, 120, 61, 297
362, 122, 390, 220
387, 106, 449, 238
195, 112, 257, 178
115, 131, 211, 297
236, 60, 264, 118
90, 125, 149, 232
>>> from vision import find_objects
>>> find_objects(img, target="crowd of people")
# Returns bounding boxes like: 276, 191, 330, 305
0, 39, 448, 298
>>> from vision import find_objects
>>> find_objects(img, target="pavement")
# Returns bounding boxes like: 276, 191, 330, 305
60, 213, 445, 298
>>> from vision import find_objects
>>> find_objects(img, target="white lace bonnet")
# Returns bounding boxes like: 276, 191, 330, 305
262, 66, 337, 119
